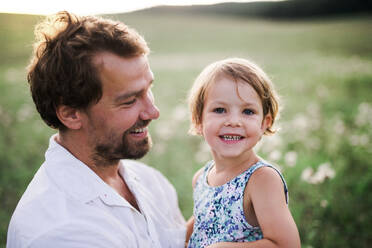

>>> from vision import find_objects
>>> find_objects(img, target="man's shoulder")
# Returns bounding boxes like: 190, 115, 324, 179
8, 181, 70, 243
8, 186, 135, 248
8, 165, 95, 247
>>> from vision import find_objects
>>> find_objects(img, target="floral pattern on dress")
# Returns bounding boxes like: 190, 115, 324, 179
188, 160, 288, 248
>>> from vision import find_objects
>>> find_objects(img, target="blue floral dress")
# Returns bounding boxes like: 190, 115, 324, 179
188, 160, 288, 248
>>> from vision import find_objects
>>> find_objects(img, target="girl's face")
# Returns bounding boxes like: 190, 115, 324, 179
198, 76, 271, 161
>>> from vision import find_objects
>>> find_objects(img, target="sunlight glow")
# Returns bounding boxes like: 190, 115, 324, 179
0, 0, 283, 15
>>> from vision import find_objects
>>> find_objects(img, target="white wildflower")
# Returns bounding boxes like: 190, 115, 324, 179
321, 163, 334, 179
349, 135, 360, 146
355, 102, 372, 127
307, 137, 321, 150
0, 106, 12, 127
301, 167, 313, 182
292, 114, 308, 130
309, 171, 324, 184
284, 151, 297, 167
17, 104, 34, 122
313, 162, 335, 183
307, 103, 321, 130
359, 134, 369, 146
195, 141, 211, 163
171, 105, 188, 122
152, 142, 166, 155
334, 118, 346, 135
301, 162, 335, 184
316, 85, 329, 99
254, 138, 263, 152
268, 150, 282, 161
320, 199, 328, 208
5, 67, 24, 83
154, 121, 174, 140
349, 134, 369, 147
260, 134, 283, 153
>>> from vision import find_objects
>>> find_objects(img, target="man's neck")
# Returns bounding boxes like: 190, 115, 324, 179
55, 131, 140, 211
55, 131, 120, 180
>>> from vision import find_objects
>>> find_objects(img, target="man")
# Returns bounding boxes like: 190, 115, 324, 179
7, 11, 186, 248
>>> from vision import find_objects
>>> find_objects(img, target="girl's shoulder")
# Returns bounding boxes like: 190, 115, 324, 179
192, 161, 214, 189
192, 168, 204, 189
248, 161, 289, 204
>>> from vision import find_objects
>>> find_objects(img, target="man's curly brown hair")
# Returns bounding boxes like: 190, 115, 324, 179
27, 11, 149, 130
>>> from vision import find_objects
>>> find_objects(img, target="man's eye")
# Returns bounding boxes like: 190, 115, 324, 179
123, 99, 136, 105
213, 108, 225, 114
243, 109, 254, 115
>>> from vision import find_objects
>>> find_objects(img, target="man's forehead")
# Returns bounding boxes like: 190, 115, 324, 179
93, 52, 149, 73
94, 53, 152, 86
91, 52, 153, 102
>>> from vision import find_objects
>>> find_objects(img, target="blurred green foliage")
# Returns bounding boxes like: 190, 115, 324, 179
0, 11, 371, 247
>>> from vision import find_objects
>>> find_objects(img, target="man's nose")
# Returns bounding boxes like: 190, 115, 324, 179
143, 103, 160, 120
140, 90, 160, 120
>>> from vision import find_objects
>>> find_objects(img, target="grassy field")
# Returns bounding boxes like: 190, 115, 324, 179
0, 11, 371, 247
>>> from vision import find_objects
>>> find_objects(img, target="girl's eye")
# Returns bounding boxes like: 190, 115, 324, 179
213, 107, 226, 114
243, 109, 254, 115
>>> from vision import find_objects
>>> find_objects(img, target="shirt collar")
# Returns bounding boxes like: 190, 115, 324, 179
44, 134, 132, 207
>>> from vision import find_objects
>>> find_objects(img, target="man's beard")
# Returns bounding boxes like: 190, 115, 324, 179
92, 119, 152, 167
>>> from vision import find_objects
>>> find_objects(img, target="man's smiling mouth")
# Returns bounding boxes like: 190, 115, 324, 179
131, 127, 146, 134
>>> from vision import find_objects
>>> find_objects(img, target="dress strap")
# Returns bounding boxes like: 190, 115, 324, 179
248, 162, 289, 204
194, 161, 214, 188
202, 160, 214, 178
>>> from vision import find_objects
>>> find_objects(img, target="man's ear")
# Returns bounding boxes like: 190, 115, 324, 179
56, 105, 83, 130
261, 114, 272, 133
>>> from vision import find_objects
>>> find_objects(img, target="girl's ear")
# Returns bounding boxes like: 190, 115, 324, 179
55, 105, 83, 130
261, 114, 272, 133
195, 124, 203, 136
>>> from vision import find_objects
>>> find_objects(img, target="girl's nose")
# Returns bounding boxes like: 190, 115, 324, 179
224, 113, 242, 127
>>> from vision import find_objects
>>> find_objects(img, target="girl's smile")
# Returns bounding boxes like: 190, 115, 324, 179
219, 134, 244, 144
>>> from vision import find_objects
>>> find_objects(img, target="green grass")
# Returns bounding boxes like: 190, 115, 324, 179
1, 12, 371, 247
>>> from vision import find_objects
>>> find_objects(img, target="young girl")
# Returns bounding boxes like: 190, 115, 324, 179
186, 58, 300, 248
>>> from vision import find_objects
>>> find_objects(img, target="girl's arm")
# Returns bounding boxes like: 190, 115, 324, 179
207, 167, 301, 248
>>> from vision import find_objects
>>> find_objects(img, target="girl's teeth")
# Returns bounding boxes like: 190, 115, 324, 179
222, 135, 242, 141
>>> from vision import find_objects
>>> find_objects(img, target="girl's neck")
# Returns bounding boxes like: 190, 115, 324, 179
212, 149, 259, 172
208, 150, 260, 187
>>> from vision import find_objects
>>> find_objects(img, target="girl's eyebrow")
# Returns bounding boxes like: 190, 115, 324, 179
209, 100, 259, 107
209, 100, 226, 105
242, 102, 260, 107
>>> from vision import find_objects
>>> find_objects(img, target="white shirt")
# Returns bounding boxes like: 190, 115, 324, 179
7, 135, 186, 248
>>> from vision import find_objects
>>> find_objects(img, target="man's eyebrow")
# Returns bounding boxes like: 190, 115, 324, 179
114, 80, 154, 103
114, 90, 142, 103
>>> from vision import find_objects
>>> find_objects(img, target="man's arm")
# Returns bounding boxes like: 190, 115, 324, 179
185, 167, 204, 246
28, 218, 134, 248
185, 216, 195, 246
